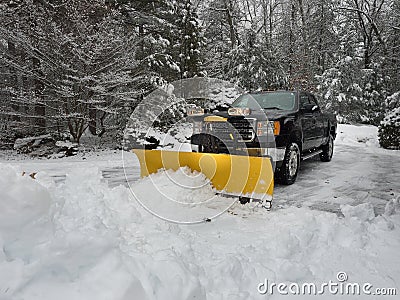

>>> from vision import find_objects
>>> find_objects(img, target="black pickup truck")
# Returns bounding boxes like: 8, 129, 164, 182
188, 90, 337, 184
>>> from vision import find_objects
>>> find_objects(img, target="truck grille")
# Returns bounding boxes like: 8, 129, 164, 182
207, 118, 256, 142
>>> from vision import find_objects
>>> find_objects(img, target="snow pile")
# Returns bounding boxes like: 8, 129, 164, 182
13, 135, 52, 150
0, 165, 206, 299
336, 124, 380, 148
142, 126, 192, 151
0, 167, 52, 243
340, 203, 375, 221
1, 163, 400, 299
54, 141, 77, 148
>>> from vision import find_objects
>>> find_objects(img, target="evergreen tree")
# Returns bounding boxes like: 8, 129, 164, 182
173, 0, 205, 78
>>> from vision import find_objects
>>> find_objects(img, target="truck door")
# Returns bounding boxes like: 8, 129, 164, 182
308, 93, 324, 147
299, 93, 315, 150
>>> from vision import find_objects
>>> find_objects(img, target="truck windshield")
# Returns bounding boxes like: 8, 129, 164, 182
232, 92, 296, 111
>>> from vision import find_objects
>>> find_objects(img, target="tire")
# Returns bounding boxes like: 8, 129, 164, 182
320, 134, 334, 162
276, 142, 300, 185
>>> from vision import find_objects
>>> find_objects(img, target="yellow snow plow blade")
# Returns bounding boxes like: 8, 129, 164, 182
133, 149, 274, 200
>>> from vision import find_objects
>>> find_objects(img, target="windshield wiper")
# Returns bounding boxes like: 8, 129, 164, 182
264, 106, 283, 110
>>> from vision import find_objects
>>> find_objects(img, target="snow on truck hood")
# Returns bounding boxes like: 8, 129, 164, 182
214, 109, 294, 120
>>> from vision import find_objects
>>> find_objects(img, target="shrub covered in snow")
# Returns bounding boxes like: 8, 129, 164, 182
124, 79, 242, 150
379, 92, 400, 150
316, 55, 387, 125
12, 135, 80, 158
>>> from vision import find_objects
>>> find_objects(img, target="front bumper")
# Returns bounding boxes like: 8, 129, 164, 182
239, 147, 286, 162
263, 147, 286, 162
191, 145, 286, 162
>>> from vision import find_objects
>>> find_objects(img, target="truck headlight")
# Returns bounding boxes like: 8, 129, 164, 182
192, 121, 203, 134
269, 121, 280, 135
256, 121, 269, 136
228, 107, 251, 116
256, 121, 280, 136
187, 106, 204, 116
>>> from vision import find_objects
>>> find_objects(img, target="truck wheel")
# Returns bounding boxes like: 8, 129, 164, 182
277, 142, 300, 185
320, 134, 334, 162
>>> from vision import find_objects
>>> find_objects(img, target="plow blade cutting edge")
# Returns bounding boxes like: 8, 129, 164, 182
133, 149, 274, 201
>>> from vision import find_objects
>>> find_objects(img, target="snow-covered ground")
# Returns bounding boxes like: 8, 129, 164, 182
1, 124, 399, 299
275, 124, 399, 216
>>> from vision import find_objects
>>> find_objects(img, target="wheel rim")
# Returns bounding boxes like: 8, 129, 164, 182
288, 150, 298, 177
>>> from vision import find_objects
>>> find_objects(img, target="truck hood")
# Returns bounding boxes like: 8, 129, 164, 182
213, 109, 295, 121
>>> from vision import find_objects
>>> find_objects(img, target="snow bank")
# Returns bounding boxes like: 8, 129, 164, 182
0, 165, 206, 299
336, 124, 380, 148
1, 163, 399, 299
0, 165, 51, 239
13, 134, 52, 150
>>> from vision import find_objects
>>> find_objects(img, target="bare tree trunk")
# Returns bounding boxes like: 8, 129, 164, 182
289, 0, 296, 76
298, 0, 307, 53
32, 56, 46, 133
7, 41, 20, 123
298, 0, 311, 89
88, 107, 97, 135
269, 0, 274, 43
318, 1, 325, 70
223, 0, 240, 48
98, 112, 107, 137
353, 0, 371, 68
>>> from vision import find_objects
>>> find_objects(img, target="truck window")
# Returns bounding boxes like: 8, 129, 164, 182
309, 94, 319, 107
233, 92, 296, 111
300, 94, 310, 109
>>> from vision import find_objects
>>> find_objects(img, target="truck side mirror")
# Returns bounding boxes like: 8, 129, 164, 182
301, 103, 315, 112
311, 105, 319, 112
